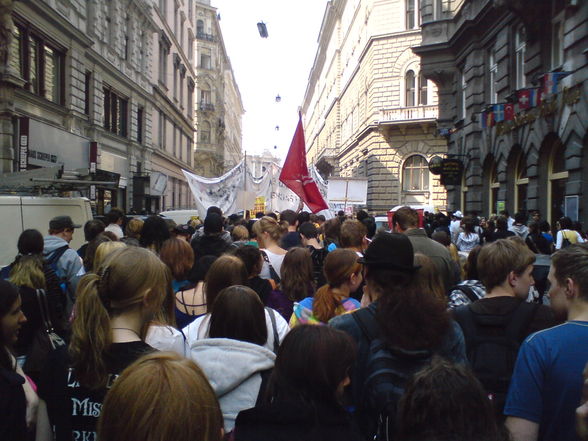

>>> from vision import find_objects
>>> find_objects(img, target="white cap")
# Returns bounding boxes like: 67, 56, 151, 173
454, 210, 463, 218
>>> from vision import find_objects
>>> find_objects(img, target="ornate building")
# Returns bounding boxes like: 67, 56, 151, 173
414, 0, 588, 226
193, 0, 243, 177
302, 0, 448, 213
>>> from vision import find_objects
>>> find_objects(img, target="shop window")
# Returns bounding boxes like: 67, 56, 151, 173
402, 155, 429, 191
515, 152, 529, 213
9, 23, 65, 105
103, 86, 128, 138
489, 162, 499, 215
549, 140, 568, 224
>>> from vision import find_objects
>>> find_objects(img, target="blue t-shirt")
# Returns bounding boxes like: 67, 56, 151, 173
504, 321, 588, 441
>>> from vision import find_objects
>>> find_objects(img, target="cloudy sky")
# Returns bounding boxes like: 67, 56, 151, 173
215, 0, 329, 163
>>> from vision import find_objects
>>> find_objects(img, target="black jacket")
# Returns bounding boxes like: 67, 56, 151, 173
233, 400, 363, 441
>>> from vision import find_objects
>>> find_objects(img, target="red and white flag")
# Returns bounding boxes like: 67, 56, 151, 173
504, 103, 515, 121
279, 115, 329, 213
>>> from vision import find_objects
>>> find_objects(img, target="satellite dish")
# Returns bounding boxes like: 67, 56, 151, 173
257, 22, 268, 38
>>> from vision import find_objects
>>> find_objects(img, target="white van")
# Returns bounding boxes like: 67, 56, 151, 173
0, 196, 92, 266
159, 209, 200, 225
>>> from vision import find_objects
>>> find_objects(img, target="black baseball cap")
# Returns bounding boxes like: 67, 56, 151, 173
49, 216, 81, 230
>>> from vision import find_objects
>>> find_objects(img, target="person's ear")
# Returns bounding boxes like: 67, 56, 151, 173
566, 277, 578, 299
507, 270, 517, 287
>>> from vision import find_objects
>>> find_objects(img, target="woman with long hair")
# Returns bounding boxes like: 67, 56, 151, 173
396, 357, 508, 441
97, 352, 223, 441
188, 286, 275, 432
0, 280, 33, 440
7, 229, 68, 381
413, 253, 446, 303
330, 233, 466, 440
290, 249, 361, 326
233, 325, 362, 441
456, 216, 480, 252
35, 247, 169, 441
252, 216, 288, 281
275, 247, 315, 321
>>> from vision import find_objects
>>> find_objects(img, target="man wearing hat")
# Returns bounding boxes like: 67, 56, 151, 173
450, 210, 463, 244
43, 216, 85, 304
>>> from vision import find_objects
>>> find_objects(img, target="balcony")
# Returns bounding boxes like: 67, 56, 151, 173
196, 31, 215, 42
379, 105, 438, 124
199, 102, 215, 112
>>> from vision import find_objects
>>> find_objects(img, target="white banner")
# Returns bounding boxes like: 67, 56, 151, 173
182, 161, 335, 218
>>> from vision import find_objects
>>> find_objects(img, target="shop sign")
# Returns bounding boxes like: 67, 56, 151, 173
428, 156, 444, 175
440, 158, 463, 186
496, 201, 506, 213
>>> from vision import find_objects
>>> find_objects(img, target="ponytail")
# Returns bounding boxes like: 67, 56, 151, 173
9, 254, 46, 290
313, 284, 347, 323
69, 273, 112, 389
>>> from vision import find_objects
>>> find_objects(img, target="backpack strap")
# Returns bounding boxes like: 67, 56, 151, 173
46, 245, 70, 266
265, 307, 280, 354
260, 250, 281, 284
352, 306, 378, 342
450, 284, 480, 303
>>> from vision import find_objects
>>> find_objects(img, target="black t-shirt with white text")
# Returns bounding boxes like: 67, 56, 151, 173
39, 341, 154, 441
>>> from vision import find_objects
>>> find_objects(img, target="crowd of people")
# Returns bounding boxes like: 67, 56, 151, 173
1, 204, 587, 441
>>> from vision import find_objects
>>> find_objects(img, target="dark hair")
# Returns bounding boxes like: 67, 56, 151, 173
140, 216, 171, 252
496, 216, 509, 231
462, 216, 475, 235
265, 325, 356, 408
396, 357, 507, 441
539, 220, 551, 233
204, 255, 248, 311
465, 245, 482, 280
431, 230, 450, 247
299, 222, 318, 240
362, 217, 376, 239
356, 210, 368, 222
552, 243, 588, 301
83, 233, 113, 272
340, 220, 367, 248
105, 208, 124, 225
206, 206, 223, 217
83, 220, 106, 242
369, 265, 450, 350
280, 209, 298, 226
188, 255, 218, 283
297, 211, 310, 226
208, 285, 267, 346
0, 280, 20, 370
281, 247, 314, 302
17, 229, 44, 255
514, 212, 527, 225
323, 218, 341, 244
233, 245, 263, 277
559, 216, 573, 230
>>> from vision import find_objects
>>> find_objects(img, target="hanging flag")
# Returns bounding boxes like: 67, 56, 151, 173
486, 110, 495, 128
480, 111, 487, 129
493, 104, 505, 122
504, 103, 515, 121
279, 115, 329, 213
542, 71, 572, 95
517, 89, 531, 110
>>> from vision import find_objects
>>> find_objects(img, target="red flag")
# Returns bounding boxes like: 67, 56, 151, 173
504, 103, 515, 121
279, 116, 329, 213
517, 89, 531, 110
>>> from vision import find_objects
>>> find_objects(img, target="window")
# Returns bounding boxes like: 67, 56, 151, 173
489, 163, 499, 214
418, 72, 428, 105
174, 3, 179, 35
136, 106, 144, 144
158, 110, 166, 148
406, 0, 418, 30
460, 69, 467, 120
515, 26, 526, 89
197, 19, 204, 35
179, 65, 185, 108
84, 71, 92, 115
159, 0, 166, 15
200, 48, 211, 69
9, 24, 65, 105
173, 124, 177, 156
402, 155, 429, 191
551, 13, 564, 69
515, 151, 529, 212
488, 49, 497, 103
200, 121, 211, 143
548, 139, 568, 224
188, 35, 194, 62
106, 0, 114, 45
180, 17, 185, 47
187, 78, 194, 117
405, 70, 416, 106
159, 33, 171, 85
173, 58, 178, 101
138, 29, 145, 71
103, 86, 128, 137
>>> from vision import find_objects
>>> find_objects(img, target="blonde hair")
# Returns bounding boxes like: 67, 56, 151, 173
125, 218, 144, 239
93, 241, 127, 273
313, 249, 362, 323
9, 254, 46, 289
70, 247, 169, 389
97, 352, 223, 441
252, 216, 288, 245
231, 225, 249, 241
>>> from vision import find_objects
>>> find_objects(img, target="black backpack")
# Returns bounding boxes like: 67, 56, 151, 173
453, 301, 539, 417
353, 307, 432, 441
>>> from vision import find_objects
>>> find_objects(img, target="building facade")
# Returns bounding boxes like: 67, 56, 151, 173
151, 0, 197, 211
302, 0, 448, 214
193, 0, 243, 177
414, 0, 588, 226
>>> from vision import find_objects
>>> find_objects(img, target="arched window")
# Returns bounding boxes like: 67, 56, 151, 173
403, 155, 429, 191
405, 70, 416, 107
418, 72, 428, 105
490, 163, 499, 215
200, 121, 211, 143
549, 139, 568, 224
196, 19, 204, 36
515, 151, 529, 213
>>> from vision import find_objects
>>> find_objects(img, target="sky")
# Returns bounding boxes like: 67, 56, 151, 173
215, 0, 329, 164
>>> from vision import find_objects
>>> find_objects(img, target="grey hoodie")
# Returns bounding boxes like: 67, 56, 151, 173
43, 235, 84, 302
189, 338, 275, 432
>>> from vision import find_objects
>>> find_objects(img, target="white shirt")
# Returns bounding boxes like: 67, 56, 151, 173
555, 229, 585, 249
104, 223, 124, 239
183, 308, 289, 353
259, 249, 286, 280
